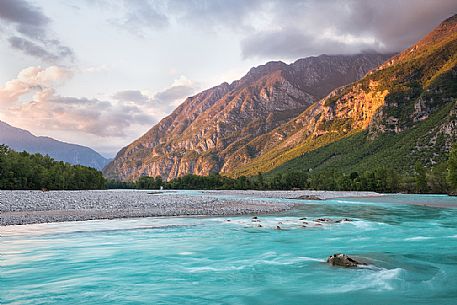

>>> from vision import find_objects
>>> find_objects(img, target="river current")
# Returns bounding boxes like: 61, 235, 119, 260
2, 193, 457, 304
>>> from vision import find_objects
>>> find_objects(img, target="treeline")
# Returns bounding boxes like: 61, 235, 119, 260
3, 142, 457, 194
110, 144, 457, 194
0, 145, 105, 190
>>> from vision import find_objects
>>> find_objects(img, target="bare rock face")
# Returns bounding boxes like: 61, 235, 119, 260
104, 54, 389, 181
326, 253, 367, 268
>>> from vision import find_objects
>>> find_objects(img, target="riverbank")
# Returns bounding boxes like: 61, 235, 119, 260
0, 190, 380, 226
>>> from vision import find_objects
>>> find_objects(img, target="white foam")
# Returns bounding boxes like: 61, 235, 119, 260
221, 216, 351, 230
404, 236, 433, 241
186, 265, 246, 273
178, 252, 194, 256
256, 256, 325, 266
327, 267, 403, 293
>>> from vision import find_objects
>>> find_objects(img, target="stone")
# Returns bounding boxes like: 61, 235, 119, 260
297, 195, 321, 200
326, 253, 367, 268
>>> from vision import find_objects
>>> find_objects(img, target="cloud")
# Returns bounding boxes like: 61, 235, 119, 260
8, 36, 73, 62
0, 65, 72, 104
95, 0, 457, 59
0, 0, 74, 62
113, 75, 198, 113
239, 0, 457, 58
113, 90, 149, 103
11, 93, 153, 137
110, 0, 169, 35
154, 85, 195, 104
0, 67, 198, 139
167, 0, 264, 31
0, 66, 153, 137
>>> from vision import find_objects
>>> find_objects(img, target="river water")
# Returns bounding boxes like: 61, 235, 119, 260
2, 193, 457, 304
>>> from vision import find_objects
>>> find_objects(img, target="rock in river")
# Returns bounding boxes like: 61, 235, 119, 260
326, 253, 367, 268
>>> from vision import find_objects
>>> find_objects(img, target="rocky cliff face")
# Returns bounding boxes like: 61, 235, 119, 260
232, 14, 457, 177
104, 54, 390, 181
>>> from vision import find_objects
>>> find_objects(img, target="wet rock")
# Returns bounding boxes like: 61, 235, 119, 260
299, 217, 307, 220
315, 218, 352, 224
326, 253, 367, 268
296, 195, 322, 200
335, 218, 352, 223
314, 218, 333, 223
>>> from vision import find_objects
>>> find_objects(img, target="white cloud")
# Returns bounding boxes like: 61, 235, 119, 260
0, 66, 199, 155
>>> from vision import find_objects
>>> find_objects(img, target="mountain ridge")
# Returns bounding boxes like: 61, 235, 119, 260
232, 13, 457, 177
104, 53, 391, 180
0, 120, 110, 170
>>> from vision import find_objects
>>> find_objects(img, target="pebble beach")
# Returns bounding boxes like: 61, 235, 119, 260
0, 189, 380, 226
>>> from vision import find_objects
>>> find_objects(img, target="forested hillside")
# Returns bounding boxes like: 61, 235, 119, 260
0, 145, 105, 190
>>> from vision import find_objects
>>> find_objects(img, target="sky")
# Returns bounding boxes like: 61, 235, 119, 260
0, 0, 456, 157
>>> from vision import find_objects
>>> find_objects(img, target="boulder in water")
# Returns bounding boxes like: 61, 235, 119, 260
326, 253, 366, 268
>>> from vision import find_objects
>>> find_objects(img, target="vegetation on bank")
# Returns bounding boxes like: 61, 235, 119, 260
267, 99, 456, 183
0, 145, 105, 190
2, 142, 457, 194
107, 144, 457, 194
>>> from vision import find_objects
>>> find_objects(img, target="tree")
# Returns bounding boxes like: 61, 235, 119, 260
447, 144, 457, 192
429, 163, 448, 193
257, 172, 265, 189
0, 145, 105, 190
415, 161, 428, 193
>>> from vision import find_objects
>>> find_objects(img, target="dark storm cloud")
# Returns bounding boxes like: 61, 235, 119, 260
0, 0, 74, 62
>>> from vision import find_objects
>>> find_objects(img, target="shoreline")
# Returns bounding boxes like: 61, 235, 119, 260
0, 189, 380, 226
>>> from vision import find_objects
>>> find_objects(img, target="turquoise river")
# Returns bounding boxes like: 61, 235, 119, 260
2, 193, 457, 304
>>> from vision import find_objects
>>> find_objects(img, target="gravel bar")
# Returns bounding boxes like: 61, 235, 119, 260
0, 189, 380, 226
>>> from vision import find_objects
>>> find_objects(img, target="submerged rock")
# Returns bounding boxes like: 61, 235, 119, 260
326, 253, 367, 268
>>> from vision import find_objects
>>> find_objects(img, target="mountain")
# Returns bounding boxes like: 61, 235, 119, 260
0, 121, 110, 170
233, 14, 457, 177
104, 54, 390, 180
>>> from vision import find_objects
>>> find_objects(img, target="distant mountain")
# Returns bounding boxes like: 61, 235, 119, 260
0, 121, 109, 170
104, 53, 391, 180
234, 14, 457, 177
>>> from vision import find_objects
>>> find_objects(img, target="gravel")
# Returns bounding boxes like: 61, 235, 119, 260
0, 189, 381, 226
